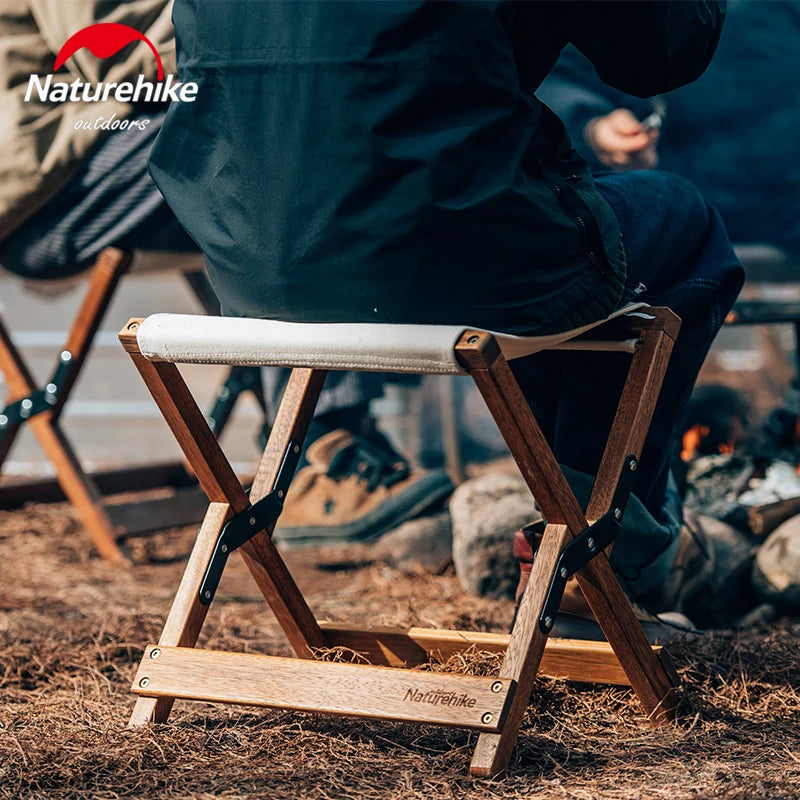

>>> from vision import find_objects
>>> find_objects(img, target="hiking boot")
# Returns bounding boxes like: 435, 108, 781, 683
513, 525, 696, 644
273, 429, 453, 548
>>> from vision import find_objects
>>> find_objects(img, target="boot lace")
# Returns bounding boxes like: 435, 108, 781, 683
326, 434, 410, 492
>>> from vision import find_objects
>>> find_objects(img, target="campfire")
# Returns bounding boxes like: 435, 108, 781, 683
679, 384, 800, 537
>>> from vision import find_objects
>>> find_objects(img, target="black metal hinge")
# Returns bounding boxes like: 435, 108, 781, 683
198, 438, 303, 605
0, 351, 74, 438
538, 454, 639, 633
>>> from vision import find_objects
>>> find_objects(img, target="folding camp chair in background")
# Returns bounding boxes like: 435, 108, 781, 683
120, 303, 681, 777
0, 247, 267, 564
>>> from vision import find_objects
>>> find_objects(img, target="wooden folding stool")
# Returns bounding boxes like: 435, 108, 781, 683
0, 247, 267, 563
121, 304, 682, 777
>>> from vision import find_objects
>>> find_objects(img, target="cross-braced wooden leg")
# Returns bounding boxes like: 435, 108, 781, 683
120, 319, 329, 725
0, 314, 125, 564
0, 248, 132, 563
456, 316, 680, 777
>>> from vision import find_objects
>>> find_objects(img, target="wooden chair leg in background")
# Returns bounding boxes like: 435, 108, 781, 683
0, 250, 271, 556
0, 249, 132, 563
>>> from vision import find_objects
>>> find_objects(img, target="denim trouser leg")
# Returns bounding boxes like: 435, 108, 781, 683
512, 171, 744, 593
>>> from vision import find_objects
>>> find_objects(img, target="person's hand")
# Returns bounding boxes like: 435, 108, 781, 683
585, 108, 659, 170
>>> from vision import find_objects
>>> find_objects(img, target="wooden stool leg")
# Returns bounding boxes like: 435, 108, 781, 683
120, 320, 328, 661
470, 522, 571, 775
457, 330, 679, 777
129, 501, 231, 725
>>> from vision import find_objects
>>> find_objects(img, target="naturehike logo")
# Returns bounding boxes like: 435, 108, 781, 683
55, 23, 165, 80
24, 23, 198, 131
402, 687, 477, 708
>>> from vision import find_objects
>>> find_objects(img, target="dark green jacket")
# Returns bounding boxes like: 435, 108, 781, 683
151, 0, 724, 333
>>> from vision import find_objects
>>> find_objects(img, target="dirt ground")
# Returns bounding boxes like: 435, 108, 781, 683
1, 499, 799, 800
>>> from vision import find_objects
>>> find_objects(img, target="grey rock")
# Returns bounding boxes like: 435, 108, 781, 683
682, 514, 759, 629
753, 514, 800, 613
450, 473, 539, 599
372, 512, 452, 574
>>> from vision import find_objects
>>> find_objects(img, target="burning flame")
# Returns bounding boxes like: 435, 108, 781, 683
681, 424, 709, 462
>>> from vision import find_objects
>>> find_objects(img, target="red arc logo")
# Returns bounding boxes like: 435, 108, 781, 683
53, 23, 164, 80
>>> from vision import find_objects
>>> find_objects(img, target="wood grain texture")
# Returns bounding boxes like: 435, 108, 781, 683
585, 328, 675, 523
470, 523, 572, 776
123, 354, 243, 505
574, 555, 680, 721
459, 330, 680, 776
132, 645, 513, 731
318, 623, 665, 686
128, 501, 230, 727
456, 331, 586, 533
122, 340, 327, 658
53, 248, 131, 422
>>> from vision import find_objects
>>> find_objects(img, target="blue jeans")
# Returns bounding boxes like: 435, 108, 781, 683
512, 171, 744, 595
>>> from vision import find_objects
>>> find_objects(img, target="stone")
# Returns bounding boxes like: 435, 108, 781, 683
753, 514, 800, 613
682, 514, 759, 629
449, 473, 539, 599
372, 511, 452, 574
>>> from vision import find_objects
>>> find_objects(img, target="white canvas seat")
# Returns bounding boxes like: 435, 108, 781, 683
135, 302, 647, 374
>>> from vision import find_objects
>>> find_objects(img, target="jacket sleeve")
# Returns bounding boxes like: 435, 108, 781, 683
28, 0, 176, 84
561, 1, 725, 98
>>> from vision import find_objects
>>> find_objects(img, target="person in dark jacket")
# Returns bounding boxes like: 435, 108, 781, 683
151, 1, 744, 621
537, 0, 800, 440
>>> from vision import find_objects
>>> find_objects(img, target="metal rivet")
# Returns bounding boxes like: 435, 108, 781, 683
0, 415, 7, 428
221, 544, 228, 553
587, 537, 596, 551
139, 677, 150, 688
277, 490, 284, 499
543, 616, 553, 629
613, 508, 622, 520
45, 383, 57, 394
149, 648, 161, 659
629, 460, 637, 472
560, 567, 568, 579
481, 712, 494, 725
219, 387, 230, 399
491, 681, 503, 694
60, 350, 72, 363
204, 590, 211, 599
249, 516, 256, 526
21, 399, 33, 410
467, 335, 480, 344
19, 405, 30, 419
293, 444, 300, 454
206, 417, 216, 431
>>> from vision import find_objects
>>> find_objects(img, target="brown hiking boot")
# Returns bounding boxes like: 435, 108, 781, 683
513, 525, 695, 643
273, 429, 453, 548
